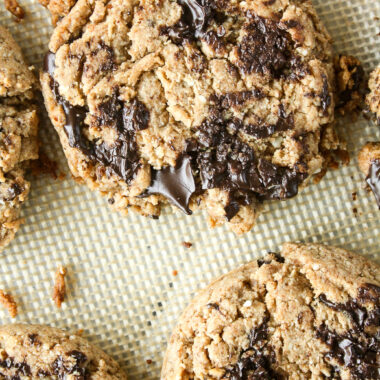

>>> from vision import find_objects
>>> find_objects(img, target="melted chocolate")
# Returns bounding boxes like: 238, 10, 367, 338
226, 314, 283, 379
44, 51, 148, 184
187, 116, 306, 200
237, 12, 294, 78
366, 159, 380, 209
161, 0, 215, 43
145, 155, 196, 215
317, 285, 380, 379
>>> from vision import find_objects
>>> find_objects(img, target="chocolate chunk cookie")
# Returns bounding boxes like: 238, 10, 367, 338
358, 142, 380, 209
0, 324, 127, 379
366, 65, 380, 124
0, 27, 39, 250
40, 0, 337, 234
162, 243, 380, 379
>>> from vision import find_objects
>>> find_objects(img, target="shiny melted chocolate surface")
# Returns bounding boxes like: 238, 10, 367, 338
317, 284, 380, 379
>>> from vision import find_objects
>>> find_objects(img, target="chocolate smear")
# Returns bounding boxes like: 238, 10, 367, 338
366, 159, 380, 209
226, 313, 283, 379
145, 155, 196, 215
44, 51, 148, 185
161, 0, 215, 43
317, 286, 380, 379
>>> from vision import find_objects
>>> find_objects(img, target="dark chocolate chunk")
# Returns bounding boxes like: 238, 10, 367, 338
242, 104, 294, 139
161, 0, 215, 44
52, 350, 89, 379
320, 74, 331, 115
236, 12, 295, 78
317, 286, 380, 379
44, 52, 148, 185
5, 183, 23, 201
224, 200, 240, 221
257, 252, 285, 267
226, 314, 283, 379
0, 357, 31, 377
366, 159, 380, 209
145, 155, 196, 215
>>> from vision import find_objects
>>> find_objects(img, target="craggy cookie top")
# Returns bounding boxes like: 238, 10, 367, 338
41, 0, 337, 234
0, 324, 127, 379
162, 243, 380, 379
366, 65, 380, 124
0, 27, 39, 250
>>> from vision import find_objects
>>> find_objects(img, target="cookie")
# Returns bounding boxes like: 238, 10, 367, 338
366, 65, 380, 125
162, 243, 380, 379
0, 27, 39, 250
334, 55, 365, 116
40, 0, 337, 234
0, 323, 127, 379
38, 0, 76, 25
358, 142, 380, 208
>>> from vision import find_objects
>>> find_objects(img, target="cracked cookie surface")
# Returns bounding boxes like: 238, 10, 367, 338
162, 243, 380, 379
0, 324, 127, 379
0, 27, 39, 251
41, 0, 337, 234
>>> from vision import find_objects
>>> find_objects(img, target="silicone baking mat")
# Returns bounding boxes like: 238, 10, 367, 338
0, 0, 379, 378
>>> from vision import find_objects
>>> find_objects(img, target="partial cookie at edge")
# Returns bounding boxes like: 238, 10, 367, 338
162, 243, 380, 379
0, 27, 39, 250
0, 323, 127, 379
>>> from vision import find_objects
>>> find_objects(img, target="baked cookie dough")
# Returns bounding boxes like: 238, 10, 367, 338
334, 55, 365, 116
0, 27, 39, 250
0, 323, 127, 379
162, 243, 380, 379
366, 65, 380, 124
358, 142, 380, 209
41, 0, 338, 234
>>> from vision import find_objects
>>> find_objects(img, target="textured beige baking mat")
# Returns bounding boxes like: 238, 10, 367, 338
0, 0, 379, 378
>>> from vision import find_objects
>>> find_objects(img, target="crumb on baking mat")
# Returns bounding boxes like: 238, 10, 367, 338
0, 289, 17, 318
52, 265, 67, 308
4, 0, 25, 21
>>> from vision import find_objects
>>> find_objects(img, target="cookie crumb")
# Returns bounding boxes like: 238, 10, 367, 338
353, 207, 358, 217
172, 270, 178, 276
4, 0, 25, 21
352, 192, 357, 201
182, 241, 192, 248
75, 329, 84, 336
30, 151, 63, 180
146, 359, 152, 365
0, 290, 17, 318
52, 266, 67, 308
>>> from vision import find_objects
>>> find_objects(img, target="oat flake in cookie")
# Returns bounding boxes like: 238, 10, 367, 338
0, 27, 39, 250
40, 0, 338, 234
162, 243, 380, 379
0, 324, 128, 379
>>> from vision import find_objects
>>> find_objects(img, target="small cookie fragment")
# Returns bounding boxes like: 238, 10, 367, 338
334, 55, 365, 116
366, 65, 380, 124
0, 324, 128, 379
162, 243, 380, 379
4, 0, 25, 21
358, 142, 380, 208
0, 290, 17, 318
0, 27, 39, 250
52, 265, 67, 308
